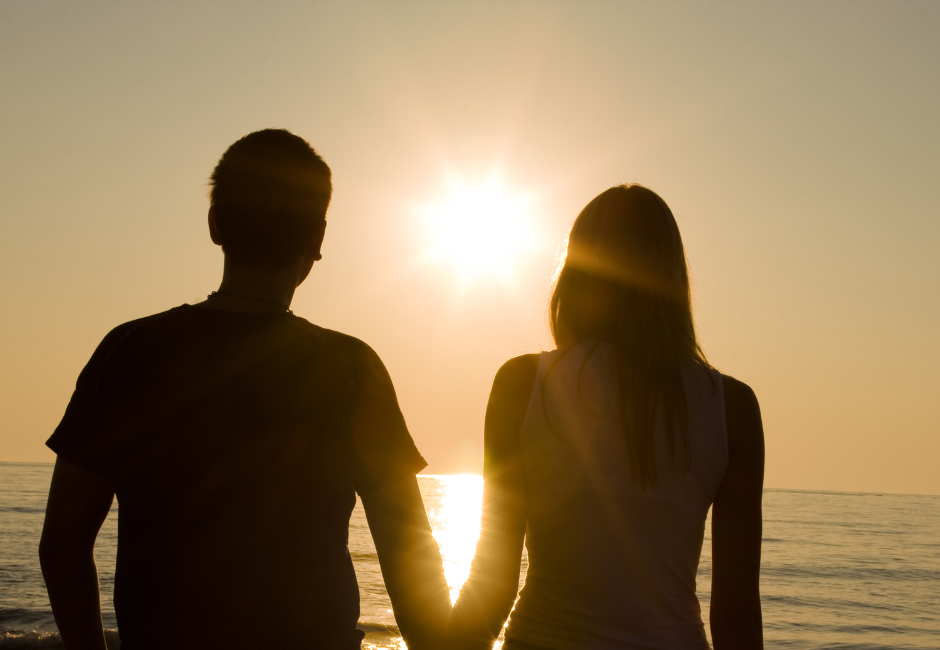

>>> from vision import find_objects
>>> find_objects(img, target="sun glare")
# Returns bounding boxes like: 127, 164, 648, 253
426, 474, 484, 604
418, 174, 539, 285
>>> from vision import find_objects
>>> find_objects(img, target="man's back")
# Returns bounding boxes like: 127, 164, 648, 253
48, 305, 426, 649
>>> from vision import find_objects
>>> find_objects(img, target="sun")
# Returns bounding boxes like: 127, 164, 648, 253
418, 174, 539, 284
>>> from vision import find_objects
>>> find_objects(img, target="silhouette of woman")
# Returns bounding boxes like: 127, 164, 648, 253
449, 185, 764, 650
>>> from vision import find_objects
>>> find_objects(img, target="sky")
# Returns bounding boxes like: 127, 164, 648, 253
1, 1, 938, 495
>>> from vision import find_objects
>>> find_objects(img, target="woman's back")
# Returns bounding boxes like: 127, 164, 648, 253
507, 341, 728, 650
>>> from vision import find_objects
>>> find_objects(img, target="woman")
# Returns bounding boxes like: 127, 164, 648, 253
449, 185, 764, 650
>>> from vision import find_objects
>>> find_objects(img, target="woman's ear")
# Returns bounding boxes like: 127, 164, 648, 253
208, 206, 223, 246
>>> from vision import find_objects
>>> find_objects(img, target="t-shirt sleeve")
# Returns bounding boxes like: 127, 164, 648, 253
344, 342, 427, 496
46, 324, 133, 476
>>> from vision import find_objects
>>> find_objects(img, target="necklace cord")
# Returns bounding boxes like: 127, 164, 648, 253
208, 289, 293, 314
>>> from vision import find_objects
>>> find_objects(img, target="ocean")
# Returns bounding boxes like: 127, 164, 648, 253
1, 462, 938, 649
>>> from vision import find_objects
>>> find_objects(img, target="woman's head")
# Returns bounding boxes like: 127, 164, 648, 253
550, 184, 699, 362
549, 184, 707, 486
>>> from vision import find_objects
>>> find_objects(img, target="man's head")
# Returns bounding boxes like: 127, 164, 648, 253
209, 129, 332, 271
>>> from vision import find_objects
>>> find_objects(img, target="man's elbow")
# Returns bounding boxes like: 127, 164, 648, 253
39, 533, 64, 571
39, 531, 90, 571
39, 529, 57, 562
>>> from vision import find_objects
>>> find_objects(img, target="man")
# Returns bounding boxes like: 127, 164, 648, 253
39, 129, 451, 650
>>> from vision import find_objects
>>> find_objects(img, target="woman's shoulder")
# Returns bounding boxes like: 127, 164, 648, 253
720, 374, 760, 417
493, 353, 541, 397
485, 354, 541, 459
719, 374, 764, 460
497, 353, 540, 378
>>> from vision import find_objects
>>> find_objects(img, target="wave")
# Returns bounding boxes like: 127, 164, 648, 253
0, 629, 121, 649
760, 564, 940, 582
0, 507, 45, 514
357, 622, 400, 636
0, 623, 402, 650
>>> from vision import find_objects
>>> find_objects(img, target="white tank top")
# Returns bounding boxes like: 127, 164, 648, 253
506, 341, 728, 650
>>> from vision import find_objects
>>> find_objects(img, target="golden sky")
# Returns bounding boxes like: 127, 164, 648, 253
1, 2, 938, 494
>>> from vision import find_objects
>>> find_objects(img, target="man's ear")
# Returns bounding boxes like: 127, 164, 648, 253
311, 219, 327, 261
208, 206, 223, 246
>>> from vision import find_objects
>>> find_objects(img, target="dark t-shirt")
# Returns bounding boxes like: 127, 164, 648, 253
47, 305, 426, 650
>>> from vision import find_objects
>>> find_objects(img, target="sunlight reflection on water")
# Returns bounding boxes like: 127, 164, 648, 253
425, 474, 484, 604
353, 475, 489, 649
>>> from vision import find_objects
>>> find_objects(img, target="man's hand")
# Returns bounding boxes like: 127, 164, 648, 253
39, 458, 114, 650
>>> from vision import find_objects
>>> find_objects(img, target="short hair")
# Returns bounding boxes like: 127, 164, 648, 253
209, 129, 332, 270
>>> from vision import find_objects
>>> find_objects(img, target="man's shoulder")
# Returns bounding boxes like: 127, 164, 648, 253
94, 306, 187, 355
288, 319, 380, 362
287, 320, 400, 396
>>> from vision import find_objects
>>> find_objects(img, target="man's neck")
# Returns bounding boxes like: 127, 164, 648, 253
198, 261, 301, 313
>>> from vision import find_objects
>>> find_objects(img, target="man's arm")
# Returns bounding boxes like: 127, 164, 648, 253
710, 376, 765, 650
361, 475, 451, 650
39, 458, 114, 650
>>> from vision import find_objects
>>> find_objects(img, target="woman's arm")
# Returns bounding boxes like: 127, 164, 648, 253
710, 375, 765, 650
39, 458, 115, 650
448, 354, 539, 650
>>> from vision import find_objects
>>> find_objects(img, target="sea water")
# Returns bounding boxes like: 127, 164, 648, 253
1, 462, 938, 649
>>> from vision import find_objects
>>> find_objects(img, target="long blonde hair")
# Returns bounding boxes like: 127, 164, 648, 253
549, 184, 709, 487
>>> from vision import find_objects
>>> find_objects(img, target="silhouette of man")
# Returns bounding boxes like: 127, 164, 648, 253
39, 129, 451, 650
